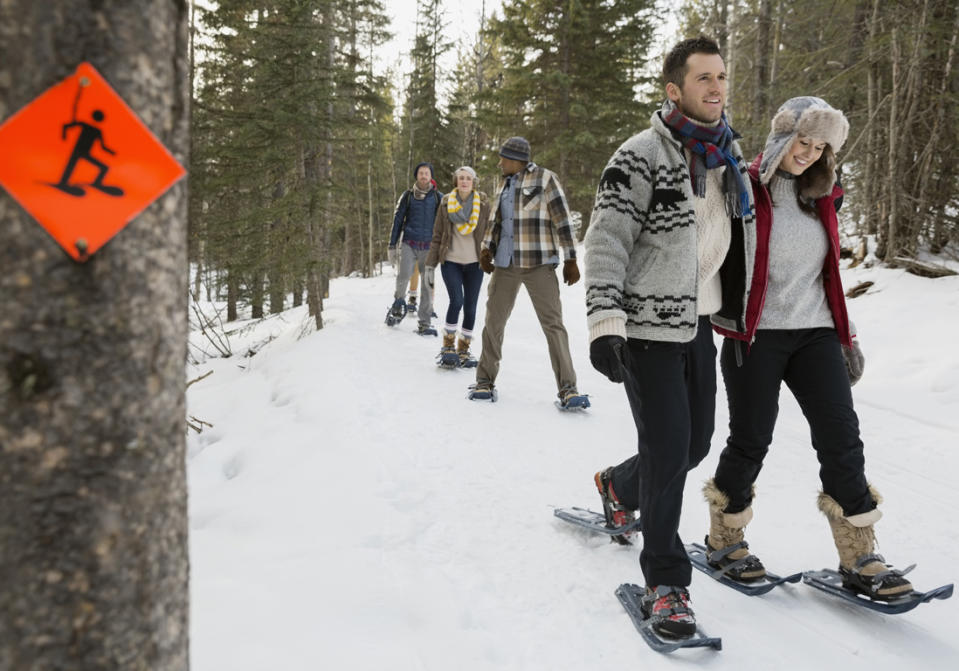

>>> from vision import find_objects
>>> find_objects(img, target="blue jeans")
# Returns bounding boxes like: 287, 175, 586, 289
440, 262, 484, 332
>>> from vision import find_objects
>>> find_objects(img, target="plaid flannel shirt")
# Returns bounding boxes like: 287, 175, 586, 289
483, 162, 577, 268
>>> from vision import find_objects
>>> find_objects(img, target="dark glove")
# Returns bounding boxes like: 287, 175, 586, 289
563, 259, 580, 286
480, 248, 495, 274
590, 335, 627, 384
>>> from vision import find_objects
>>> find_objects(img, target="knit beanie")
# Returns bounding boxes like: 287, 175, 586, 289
758, 97, 849, 198
499, 136, 531, 162
413, 161, 434, 179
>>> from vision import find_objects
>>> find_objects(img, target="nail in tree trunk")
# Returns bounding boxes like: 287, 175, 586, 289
0, 2, 190, 670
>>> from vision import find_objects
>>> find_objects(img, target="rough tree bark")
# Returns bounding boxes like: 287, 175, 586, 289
0, 2, 190, 670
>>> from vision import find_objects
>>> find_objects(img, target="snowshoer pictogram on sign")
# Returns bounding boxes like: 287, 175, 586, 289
0, 62, 185, 261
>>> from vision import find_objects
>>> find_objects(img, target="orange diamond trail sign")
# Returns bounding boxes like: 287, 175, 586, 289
0, 62, 186, 261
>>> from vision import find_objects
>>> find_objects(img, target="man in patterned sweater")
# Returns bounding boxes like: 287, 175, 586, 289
583, 36, 755, 639
469, 136, 586, 408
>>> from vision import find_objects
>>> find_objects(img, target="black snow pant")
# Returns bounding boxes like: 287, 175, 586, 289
713, 328, 874, 517
608, 316, 716, 588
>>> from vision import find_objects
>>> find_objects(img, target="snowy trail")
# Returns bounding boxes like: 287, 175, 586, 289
187, 261, 957, 670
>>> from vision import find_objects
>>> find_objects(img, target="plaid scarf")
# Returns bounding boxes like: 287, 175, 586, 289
661, 100, 751, 217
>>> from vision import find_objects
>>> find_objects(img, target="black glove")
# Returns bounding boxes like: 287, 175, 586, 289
590, 335, 627, 383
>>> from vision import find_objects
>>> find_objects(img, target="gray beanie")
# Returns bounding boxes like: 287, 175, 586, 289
759, 97, 849, 195
499, 136, 531, 162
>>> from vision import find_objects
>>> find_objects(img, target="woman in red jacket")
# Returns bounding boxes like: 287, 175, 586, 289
702, 97, 912, 600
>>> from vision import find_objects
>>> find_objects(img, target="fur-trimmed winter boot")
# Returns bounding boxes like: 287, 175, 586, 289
457, 335, 476, 367
818, 487, 913, 600
440, 331, 456, 354
702, 479, 766, 581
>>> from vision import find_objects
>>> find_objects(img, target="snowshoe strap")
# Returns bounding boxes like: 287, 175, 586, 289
706, 540, 747, 563
709, 556, 755, 580
851, 553, 916, 581
650, 586, 694, 617
707, 541, 761, 580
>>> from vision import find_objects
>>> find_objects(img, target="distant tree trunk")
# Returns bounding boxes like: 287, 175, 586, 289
226, 269, 239, 321
250, 272, 264, 319
367, 156, 375, 277
559, 1, 572, 186
292, 275, 304, 307
268, 268, 285, 314
864, 0, 882, 237
883, 26, 901, 260
754, 0, 772, 125
0, 2, 190, 670
726, 1, 738, 123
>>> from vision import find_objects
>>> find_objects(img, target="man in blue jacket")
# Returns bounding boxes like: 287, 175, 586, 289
388, 162, 442, 333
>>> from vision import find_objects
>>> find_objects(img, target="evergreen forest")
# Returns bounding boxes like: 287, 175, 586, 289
190, 0, 959, 330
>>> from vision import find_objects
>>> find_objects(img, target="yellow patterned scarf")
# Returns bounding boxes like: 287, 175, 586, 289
447, 189, 481, 235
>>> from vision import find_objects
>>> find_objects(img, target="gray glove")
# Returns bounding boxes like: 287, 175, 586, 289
843, 320, 864, 386
387, 246, 397, 267
424, 266, 435, 291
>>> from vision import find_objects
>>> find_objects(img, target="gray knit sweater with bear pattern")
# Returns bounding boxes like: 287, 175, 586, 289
584, 104, 755, 343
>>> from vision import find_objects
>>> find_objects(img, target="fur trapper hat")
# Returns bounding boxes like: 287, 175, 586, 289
759, 97, 849, 198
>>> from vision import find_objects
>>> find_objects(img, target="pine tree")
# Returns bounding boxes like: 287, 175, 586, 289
680, 0, 959, 263
483, 0, 661, 219
399, 0, 457, 187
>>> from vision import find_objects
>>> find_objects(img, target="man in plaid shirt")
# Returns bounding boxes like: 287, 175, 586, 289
468, 136, 586, 408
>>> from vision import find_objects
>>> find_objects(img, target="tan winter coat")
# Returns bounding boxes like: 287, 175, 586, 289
426, 191, 491, 267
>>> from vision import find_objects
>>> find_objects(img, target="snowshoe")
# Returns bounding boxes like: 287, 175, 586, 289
416, 324, 438, 337
802, 566, 952, 614
553, 506, 642, 538
556, 390, 590, 411
467, 382, 496, 401
438, 352, 460, 368
686, 542, 802, 596
615, 584, 721, 654
385, 298, 407, 327
839, 553, 914, 600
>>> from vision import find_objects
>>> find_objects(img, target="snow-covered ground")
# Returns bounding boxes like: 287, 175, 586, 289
187, 256, 958, 670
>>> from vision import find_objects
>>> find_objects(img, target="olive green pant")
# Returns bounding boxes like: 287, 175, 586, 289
475, 263, 577, 396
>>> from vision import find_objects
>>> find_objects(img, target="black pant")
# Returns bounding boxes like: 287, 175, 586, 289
609, 316, 716, 587
713, 328, 873, 517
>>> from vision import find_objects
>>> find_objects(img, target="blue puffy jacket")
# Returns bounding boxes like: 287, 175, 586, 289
389, 188, 441, 246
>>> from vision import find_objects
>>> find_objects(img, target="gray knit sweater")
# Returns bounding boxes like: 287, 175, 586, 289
758, 174, 834, 330
584, 105, 756, 343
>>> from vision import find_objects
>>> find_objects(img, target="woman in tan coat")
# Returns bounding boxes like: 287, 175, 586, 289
426, 166, 491, 367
